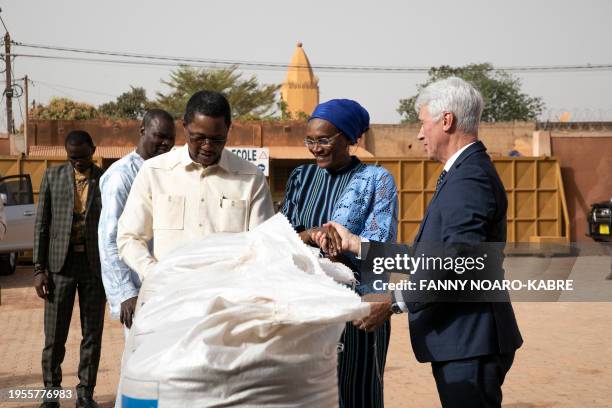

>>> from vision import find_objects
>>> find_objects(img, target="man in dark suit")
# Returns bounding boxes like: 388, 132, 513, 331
320, 77, 522, 407
33, 130, 106, 408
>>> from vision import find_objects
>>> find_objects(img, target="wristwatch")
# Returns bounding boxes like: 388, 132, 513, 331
390, 302, 404, 314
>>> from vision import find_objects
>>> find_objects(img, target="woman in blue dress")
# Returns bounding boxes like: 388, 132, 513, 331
281, 99, 398, 408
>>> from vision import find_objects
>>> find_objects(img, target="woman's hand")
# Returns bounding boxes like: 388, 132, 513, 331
299, 226, 343, 256
313, 221, 361, 257
299, 227, 321, 246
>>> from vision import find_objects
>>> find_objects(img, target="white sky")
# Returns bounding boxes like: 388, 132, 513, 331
3, 0, 612, 125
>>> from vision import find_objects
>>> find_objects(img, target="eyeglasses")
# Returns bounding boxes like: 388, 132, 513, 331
304, 132, 341, 147
188, 135, 227, 146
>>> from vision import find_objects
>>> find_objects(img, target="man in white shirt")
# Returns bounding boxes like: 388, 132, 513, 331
99, 109, 176, 408
99, 109, 176, 330
117, 91, 274, 282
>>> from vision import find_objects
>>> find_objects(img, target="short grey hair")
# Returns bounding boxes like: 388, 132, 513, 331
415, 76, 484, 135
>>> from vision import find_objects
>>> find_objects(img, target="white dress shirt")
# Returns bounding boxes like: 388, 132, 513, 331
444, 141, 477, 172
117, 145, 274, 281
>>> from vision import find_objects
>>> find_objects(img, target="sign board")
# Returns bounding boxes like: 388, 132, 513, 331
228, 147, 270, 176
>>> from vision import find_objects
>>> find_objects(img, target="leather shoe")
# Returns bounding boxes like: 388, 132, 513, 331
39, 402, 60, 408
75, 396, 99, 408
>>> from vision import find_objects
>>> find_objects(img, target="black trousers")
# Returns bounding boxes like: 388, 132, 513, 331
431, 352, 515, 408
42, 251, 106, 398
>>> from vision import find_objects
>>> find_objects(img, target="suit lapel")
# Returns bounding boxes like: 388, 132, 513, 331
63, 163, 75, 211
415, 142, 485, 243
451, 141, 486, 169
416, 170, 450, 242
415, 210, 428, 242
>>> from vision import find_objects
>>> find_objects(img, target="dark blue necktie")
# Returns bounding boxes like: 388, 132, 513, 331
435, 169, 447, 192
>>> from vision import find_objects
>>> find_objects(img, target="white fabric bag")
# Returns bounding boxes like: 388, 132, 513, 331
119, 214, 369, 407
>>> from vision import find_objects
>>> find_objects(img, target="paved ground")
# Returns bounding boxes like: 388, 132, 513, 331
1, 259, 611, 408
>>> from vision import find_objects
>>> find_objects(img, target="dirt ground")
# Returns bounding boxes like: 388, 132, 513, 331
1, 263, 611, 408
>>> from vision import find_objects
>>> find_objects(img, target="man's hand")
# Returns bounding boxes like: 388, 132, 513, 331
353, 300, 392, 332
34, 270, 50, 299
314, 221, 361, 256
299, 227, 321, 246
120, 296, 138, 329
299, 226, 342, 255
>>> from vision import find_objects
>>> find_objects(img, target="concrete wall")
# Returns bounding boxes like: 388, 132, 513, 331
26, 119, 369, 149
29, 119, 143, 147
27, 119, 297, 147
551, 132, 612, 242
367, 122, 535, 157
28, 119, 530, 156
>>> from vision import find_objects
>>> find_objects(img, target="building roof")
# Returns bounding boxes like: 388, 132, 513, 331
29, 145, 135, 159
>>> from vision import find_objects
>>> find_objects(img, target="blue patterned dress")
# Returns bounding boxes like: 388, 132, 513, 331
281, 157, 398, 408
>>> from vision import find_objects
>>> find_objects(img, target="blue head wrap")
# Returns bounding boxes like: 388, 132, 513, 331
309, 99, 370, 144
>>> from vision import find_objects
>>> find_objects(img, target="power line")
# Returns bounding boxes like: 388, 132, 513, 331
11, 41, 612, 74
10, 51, 612, 74
7, 52, 234, 70
32, 79, 118, 98
9, 50, 428, 73
14, 41, 294, 69
14, 41, 416, 72
34, 80, 75, 99
0, 14, 9, 33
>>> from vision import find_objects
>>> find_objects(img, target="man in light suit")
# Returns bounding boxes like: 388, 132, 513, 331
321, 77, 522, 408
33, 131, 106, 408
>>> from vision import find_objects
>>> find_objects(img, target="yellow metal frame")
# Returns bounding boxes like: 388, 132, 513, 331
362, 157, 569, 244
0, 155, 103, 203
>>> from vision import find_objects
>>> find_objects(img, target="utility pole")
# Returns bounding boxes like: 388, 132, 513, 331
4, 31, 13, 135
24, 74, 28, 156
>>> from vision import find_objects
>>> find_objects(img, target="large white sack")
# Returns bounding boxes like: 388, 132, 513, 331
120, 214, 369, 408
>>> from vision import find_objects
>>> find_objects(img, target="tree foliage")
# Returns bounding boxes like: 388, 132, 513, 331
30, 97, 99, 120
98, 86, 152, 119
398, 63, 544, 123
156, 66, 280, 119
278, 100, 309, 121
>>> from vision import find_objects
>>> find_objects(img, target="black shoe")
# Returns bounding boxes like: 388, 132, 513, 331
75, 396, 99, 408
39, 402, 60, 408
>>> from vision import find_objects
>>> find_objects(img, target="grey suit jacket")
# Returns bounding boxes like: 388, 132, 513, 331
34, 163, 104, 274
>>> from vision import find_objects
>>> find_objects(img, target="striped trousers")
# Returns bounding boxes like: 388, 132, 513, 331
338, 320, 391, 408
